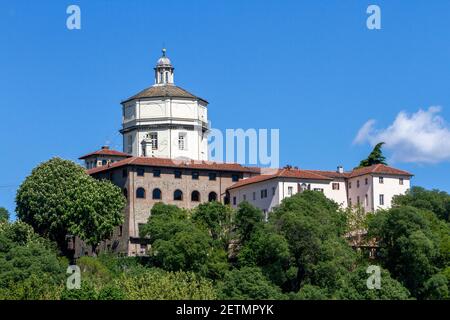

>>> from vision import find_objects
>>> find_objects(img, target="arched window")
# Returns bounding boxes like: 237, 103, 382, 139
174, 189, 183, 201
208, 192, 217, 202
191, 191, 200, 202
152, 188, 162, 200
123, 188, 128, 199
136, 187, 146, 199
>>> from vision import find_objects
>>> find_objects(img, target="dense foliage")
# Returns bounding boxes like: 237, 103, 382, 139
4, 157, 450, 300
0, 207, 9, 223
16, 158, 126, 254
0, 222, 67, 299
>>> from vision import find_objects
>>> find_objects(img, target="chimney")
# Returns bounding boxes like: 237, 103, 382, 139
101, 146, 110, 150
337, 165, 344, 174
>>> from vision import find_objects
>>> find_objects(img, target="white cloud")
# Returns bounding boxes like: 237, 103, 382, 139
354, 106, 450, 163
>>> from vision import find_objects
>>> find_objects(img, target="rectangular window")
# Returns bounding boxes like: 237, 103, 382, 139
118, 225, 123, 237
147, 132, 158, 150
232, 174, 239, 182
365, 194, 368, 206
272, 187, 276, 196
153, 169, 161, 177
399, 178, 404, 185
348, 182, 352, 189
288, 186, 293, 196
102, 160, 107, 166
243, 194, 246, 201
233, 196, 237, 205
332, 183, 340, 190
253, 192, 256, 200
379, 194, 385, 205
365, 178, 368, 185
349, 198, 352, 206
357, 180, 360, 188
137, 168, 144, 177
379, 177, 384, 184
314, 188, 324, 193
260, 189, 268, 199
209, 172, 217, 181
174, 170, 182, 179
178, 133, 186, 150
127, 135, 133, 154
192, 171, 199, 180
357, 196, 360, 205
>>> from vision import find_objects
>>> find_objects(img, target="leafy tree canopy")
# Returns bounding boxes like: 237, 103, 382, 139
15, 158, 126, 253
0, 207, 9, 223
269, 191, 352, 291
393, 186, 450, 222
0, 222, 67, 299
238, 224, 291, 286
217, 267, 284, 299
192, 201, 233, 246
118, 269, 217, 300
335, 266, 411, 300
140, 203, 228, 277
368, 206, 449, 297
235, 201, 264, 243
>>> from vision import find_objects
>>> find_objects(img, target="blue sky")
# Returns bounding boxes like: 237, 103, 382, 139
1, 0, 450, 216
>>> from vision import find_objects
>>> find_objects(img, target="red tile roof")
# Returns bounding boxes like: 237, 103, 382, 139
79, 147, 131, 160
303, 170, 349, 179
348, 164, 413, 178
227, 164, 413, 191
227, 168, 332, 190
86, 157, 260, 175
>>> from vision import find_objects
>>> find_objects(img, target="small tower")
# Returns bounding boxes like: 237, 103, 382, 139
154, 48, 174, 85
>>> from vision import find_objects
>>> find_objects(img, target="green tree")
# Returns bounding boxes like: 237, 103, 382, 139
238, 224, 291, 286
393, 186, 450, 222
0, 222, 67, 300
422, 273, 449, 300
140, 203, 228, 277
119, 269, 217, 300
358, 142, 387, 168
235, 201, 264, 243
270, 191, 351, 291
0, 207, 9, 223
290, 284, 329, 300
368, 206, 442, 297
15, 158, 125, 255
68, 179, 125, 254
192, 201, 233, 246
152, 227, 212, 274
335, 266, 411, 300
217, 267, 284, 299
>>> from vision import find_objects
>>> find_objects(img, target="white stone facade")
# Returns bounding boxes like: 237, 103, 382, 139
120, 49, 209, 161
228, 167, 412, 214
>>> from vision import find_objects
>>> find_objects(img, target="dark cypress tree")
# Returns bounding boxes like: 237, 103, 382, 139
358, 142, 387, 168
